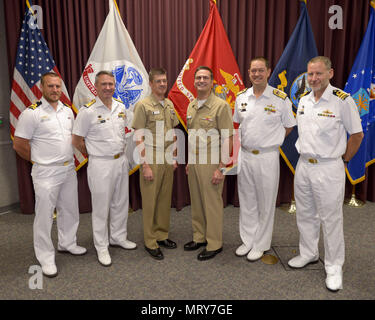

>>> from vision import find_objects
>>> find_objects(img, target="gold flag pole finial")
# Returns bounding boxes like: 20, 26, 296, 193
26, 0, 35, 15
345, 185, 365, 207
113, 0, 122, 18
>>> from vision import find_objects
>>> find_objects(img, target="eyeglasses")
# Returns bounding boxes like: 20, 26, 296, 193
195, 76, 211, 80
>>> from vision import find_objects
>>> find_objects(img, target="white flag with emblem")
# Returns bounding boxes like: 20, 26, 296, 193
73, 0, 149, 172
73, 0, 149, 110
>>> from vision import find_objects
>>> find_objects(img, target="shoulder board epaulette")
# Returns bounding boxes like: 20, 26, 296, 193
299, 90, 310, 99
273, 89, 288, 100
114, 98, 124, 104
28, 101, 42, 110
236, 88, 249, 96
83, 99, 96, 108
333, 89, 349, 100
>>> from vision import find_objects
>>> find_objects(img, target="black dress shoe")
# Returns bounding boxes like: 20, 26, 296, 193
184, 241, 208, 251
197, 247, 223, 261
145, 246, 164, 260
157, 239, 177, 249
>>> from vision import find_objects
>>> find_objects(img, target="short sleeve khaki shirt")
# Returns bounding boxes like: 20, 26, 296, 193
132, 94, 179, 152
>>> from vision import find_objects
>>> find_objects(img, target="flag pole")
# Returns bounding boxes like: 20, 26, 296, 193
280, 187, 297, 214
344, 184, 365, 207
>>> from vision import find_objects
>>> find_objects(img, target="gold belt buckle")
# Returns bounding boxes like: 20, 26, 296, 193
114, 154, 120, 159
252, 150, 259, 155
308, 158, 318, 164
63, 161, 69, 166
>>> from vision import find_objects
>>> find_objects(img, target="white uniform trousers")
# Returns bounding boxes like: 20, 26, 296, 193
294, 157, 345, 270
238, 148, 280, 252
87, 154, 129, 252
31, 163, 80, 266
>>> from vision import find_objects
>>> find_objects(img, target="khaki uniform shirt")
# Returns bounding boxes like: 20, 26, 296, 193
187, 92, 233, 164
132, 94, 179, 162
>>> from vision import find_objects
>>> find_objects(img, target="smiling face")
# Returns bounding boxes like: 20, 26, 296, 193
41, 75, 62, 104
95, 74, 115, 101
150, 74, 168, 98
248, 59, 271, 87
194, 69, 213, 97
307, 61, 334, 95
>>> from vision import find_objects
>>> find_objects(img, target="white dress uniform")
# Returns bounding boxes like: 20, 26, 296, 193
295, 83, 362, 273
14, 97, 81, 267
73, 97, 132, 252
234, 85, 296, 252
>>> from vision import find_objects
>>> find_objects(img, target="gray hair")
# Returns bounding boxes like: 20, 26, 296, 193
95, 70, 115, 84
308, 56, 332, 70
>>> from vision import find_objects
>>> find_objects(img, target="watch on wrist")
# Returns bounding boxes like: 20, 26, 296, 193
219, 167, 226, 175
342, 156, 349, 164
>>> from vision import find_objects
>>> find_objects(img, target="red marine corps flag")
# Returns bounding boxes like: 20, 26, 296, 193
168, 0, 245, 130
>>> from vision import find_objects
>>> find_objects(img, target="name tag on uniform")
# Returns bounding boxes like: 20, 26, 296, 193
40, 115, 50, 122
152, 110, 160, 115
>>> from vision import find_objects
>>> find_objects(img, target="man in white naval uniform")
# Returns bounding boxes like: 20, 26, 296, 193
288, 56, 363, 292
72, 71, 136, 267
233, 57, 296, 262
13, 72, 87, 278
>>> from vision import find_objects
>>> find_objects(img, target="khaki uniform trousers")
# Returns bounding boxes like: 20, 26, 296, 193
140, 163, 174, 249
188, 164, 224, 251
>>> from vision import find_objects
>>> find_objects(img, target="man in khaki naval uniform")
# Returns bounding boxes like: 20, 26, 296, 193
13, 72, 87, 278
132, 68, 179, 260
72, 71, 137, 267
184, 66, 234, 261
288, 57, 363, 292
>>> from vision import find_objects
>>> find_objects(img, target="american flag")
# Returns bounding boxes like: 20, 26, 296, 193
10, 0, 86, 169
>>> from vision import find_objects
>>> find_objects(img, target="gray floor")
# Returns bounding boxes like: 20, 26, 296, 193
0, 201, 374, 300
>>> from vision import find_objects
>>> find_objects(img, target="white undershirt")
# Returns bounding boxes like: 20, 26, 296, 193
197, 99, 207, 109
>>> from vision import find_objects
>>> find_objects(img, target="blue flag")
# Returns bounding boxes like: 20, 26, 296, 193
344, 1, 375, 184
269, 0, 318, 173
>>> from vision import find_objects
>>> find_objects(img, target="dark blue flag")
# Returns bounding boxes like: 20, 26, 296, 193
344, 1, 375, 184
269, 0, 318, 173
